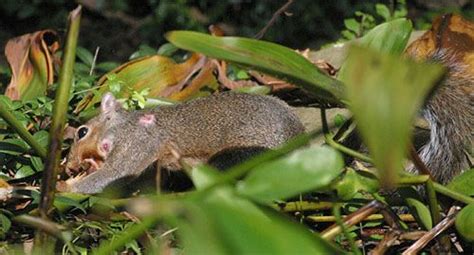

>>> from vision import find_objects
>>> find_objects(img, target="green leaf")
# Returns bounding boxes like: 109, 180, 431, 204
95, 62, 120, 72
182, 188, 340, 254
344, 18, 360, 33
167, 200, 231, 255
333, 168, 379, 200
358, 18, 412, 55
191, 164, 222, 190
166, 31, 345, 104
32, 130, 49, 148
157, 43, 178, 57
447, 168, 474, 196
375, 4, 391, 21
237, 146, 344, 204
456, 203, 474, 241
30, 156, 43, 172
76, 46, 94, 66
15, 164, 34, 178
0, 139, 28, 155
129, 44, 157, 60
406, 198, 432, 230
54, 194, 87, 213
0, 213, 11, 239
0, 95, 13, 110
341, 45, 444, 187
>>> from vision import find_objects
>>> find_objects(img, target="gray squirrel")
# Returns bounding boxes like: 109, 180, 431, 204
58, 92, 305, 193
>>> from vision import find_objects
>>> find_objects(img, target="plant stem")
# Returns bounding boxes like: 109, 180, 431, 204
433, 183, 474, 204
307, 213, 416, 223
320, 107, 372, 163
35, 6, 81, 253
333, 203, 361, 255
0, 104, 47, 159
426, 180, 441, 225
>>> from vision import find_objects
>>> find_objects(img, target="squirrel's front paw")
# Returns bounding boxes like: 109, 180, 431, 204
56, 180, 70, 192
56, 172, 88, 193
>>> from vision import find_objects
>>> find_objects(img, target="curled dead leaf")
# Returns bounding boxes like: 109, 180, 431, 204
4, 30, 60, 100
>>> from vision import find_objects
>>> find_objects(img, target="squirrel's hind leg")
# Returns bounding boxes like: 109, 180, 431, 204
208, 146, 268, 171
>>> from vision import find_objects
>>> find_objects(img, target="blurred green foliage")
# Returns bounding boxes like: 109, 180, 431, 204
1, 0, 472, 63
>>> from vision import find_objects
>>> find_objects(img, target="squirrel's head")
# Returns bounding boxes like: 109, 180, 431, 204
66, 93, 122, 176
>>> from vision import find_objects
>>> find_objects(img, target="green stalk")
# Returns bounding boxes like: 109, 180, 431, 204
34, 6, 81, 253
332, 203, 361, 255
0, 105, 47, 159
320, 107, 372, 163
433, 183, 474, 204
426, 179, 441, 225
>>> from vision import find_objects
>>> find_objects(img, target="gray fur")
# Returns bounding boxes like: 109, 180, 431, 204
67, 92, 305, 193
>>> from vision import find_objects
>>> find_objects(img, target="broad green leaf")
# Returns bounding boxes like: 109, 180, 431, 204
359, 18, 412, 55
95, 62, 119, 72
30, 156, 43, 172
397, 187, 432, 230
167, 200, 231, 255
456, 203, 474, 241
0, 139, 28, 155
447, 168, 474, 196
76, 46, 94, 66
406, 198, 432, 230
15, 165, 34, 178
185, 188, 340, 254
341, 45, 444, 187
157, 43, 178, 57
375, 4, 391, 21
191, 164, 222, 190
338, 19, 412, 82
333, 168, 379, 200
237, 146, 344, 204
54, 194, 87, 213
0, 213, 11, 239
166, 31, 345, 104
344, 18, 360, 33
32, 130, 49, 148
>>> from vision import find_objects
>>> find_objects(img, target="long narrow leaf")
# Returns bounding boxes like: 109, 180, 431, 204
166, 31, 345, 105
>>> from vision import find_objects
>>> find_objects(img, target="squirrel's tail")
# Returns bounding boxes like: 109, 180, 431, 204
417, 50, 473, 183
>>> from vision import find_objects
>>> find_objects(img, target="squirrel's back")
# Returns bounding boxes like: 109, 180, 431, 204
156, 92, 304, 156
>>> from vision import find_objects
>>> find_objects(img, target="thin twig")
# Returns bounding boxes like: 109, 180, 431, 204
254, 0, 294, 39
321, 200, 384, 240
402, 206, 460, 255
89, 46, 100, 76
307, 214, 415, 223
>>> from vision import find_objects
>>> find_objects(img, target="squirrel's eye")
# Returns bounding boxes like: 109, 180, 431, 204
77, 127, 89, 140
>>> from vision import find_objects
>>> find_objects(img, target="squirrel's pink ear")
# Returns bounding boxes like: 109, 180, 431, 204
100, 137, 113, 155
101, 92, 120, 114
